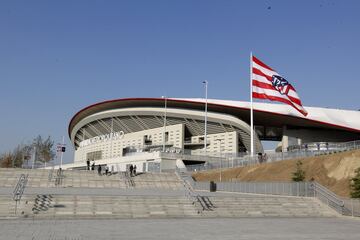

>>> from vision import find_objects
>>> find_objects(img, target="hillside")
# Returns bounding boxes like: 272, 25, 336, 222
192, 149, 360, 197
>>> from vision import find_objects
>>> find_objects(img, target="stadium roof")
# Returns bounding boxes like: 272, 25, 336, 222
69, 98, 360, 139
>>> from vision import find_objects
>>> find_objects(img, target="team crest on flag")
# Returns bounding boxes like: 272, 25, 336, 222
271, 75, 290, 95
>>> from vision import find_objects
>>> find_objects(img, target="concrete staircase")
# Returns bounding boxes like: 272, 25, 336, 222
0, 168, 338, 219
200, 195, 337, 217
0, 169, 182, 190
0, 195, 199, 219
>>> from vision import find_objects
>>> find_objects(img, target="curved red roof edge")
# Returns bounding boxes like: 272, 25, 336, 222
68, 97, 360, 140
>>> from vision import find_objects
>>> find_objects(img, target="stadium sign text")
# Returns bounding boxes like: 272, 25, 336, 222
79, 131, 125, 147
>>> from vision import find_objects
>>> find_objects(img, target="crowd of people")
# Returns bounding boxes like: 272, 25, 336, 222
86, 159, 137, 177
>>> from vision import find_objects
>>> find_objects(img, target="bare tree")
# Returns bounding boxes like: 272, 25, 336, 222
32, 135, 55, 166
0, 152, 13, 168
0, 135, 55, 168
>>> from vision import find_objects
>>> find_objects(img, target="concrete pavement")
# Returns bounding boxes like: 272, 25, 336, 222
0, 218, 359, 240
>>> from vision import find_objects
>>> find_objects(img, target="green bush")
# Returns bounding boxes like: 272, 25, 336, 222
292, 160, 306, 182
350, 167, 360, 198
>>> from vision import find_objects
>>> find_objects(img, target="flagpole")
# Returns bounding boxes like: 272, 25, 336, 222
250, 52, 254, 157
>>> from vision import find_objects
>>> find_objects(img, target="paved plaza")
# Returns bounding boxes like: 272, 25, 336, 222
1, 217, 359, 240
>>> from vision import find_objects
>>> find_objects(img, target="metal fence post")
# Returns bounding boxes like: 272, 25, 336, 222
297, 182, 299, 197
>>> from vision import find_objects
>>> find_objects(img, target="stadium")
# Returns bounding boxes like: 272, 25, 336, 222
65, 97, 360, 172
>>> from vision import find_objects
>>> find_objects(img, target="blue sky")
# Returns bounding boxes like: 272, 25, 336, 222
1, 0, 359, 163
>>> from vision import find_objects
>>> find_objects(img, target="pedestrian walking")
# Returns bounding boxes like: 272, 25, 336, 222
129, 165, 134, 177
133, 165, 137, 176
98, 165, 102, 175
91, 162, 95, 171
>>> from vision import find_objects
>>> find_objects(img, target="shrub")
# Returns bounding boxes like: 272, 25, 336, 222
350, 167, 360, 198
292, 160, 306, 182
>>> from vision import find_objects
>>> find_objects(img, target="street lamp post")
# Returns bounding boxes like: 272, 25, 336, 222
31, 146, 36, 169
202, 81, 208, 154
161, 96, 167, 152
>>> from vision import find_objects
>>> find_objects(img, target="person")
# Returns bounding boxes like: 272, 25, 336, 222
258, 153, 263, 163
263, 153, 268, 163
86, 159, 90, 170
91, 162, 95, 171
98, 165, 102, 175
129, 165, 134, 177
133, 165, 137, 176
105, 165, 109, 176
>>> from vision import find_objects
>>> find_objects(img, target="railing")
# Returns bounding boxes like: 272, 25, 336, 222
192, 179, 360, 217
175, 169, 214, 213
343, 198, 360, 217
288, 140, 360, 152
48, 166, 55, 182
13, 174, 29, 214
194, 181, 314, 197
55, 168, 64, 186
119, 171, 135, 188
187, 139, 360, 172
312, 182, 360, 217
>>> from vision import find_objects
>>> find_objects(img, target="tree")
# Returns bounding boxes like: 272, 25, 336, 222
11, 145, 24, 168
292, 160, 306, 182
0, 152, 13, 168
31, 135, 55, 165
0, 145, 29, 168
350, 167, 360, 198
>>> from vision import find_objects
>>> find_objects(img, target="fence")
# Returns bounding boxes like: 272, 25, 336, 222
343, 198, 360, 217
312, 182, 360, 217
194, 181, 314, 197
187, 140, 360, 172
192, 180, 360, 217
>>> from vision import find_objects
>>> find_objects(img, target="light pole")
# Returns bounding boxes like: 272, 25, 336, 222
215, 138, 223, 182
202, 80, 208, 155
58, 136, 65, 169
161, 96, 167, 152
31, 146, 36, 169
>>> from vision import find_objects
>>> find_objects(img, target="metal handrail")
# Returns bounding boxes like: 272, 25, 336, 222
175, 169, 212, 213
311, 182, 347, 214
312, 182, 344, 206
187, 139, 360, 172
13, 174, 29, 214
55, 168, 64, 186
191, 178, 358, 217
48, 166, 55, 182
119, 171, 135, 188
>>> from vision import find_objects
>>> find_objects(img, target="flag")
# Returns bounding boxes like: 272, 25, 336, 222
252, 55, 308, 116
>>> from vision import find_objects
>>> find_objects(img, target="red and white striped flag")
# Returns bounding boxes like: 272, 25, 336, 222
252, 55, 308, 116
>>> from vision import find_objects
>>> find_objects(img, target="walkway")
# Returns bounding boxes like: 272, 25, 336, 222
1, 218, 359, 240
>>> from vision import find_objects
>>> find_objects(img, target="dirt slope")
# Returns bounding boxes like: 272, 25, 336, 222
192, 150, 360, 197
